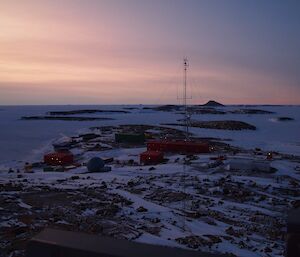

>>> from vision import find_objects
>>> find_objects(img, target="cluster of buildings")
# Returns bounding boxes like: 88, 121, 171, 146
43, 132, 211, 169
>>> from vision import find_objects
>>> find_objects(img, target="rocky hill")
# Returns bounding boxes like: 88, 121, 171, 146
202, 100, 225, 107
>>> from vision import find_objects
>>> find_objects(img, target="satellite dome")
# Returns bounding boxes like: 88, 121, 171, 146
87, 157, 105, 172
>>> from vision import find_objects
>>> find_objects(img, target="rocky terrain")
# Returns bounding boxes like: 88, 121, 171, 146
1, 151, 298, 257
163, 120, 256, 131
21, 116, 114, 121
277, 117, 294, 121
143, 104, 275, 116
229, 109, 274, 115
48, 109, 129, 115
1, 122, 300, 257
201, 100, 225, 107
1, 105, 300, 257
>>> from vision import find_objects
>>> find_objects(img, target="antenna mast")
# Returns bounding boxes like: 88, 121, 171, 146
181, 58, 189, 231
183, 58, 189, 140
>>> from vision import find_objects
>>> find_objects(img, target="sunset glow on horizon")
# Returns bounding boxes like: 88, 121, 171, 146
1, 0, 299, 105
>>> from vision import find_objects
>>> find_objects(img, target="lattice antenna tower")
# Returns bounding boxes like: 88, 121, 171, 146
182, 58, 191, 140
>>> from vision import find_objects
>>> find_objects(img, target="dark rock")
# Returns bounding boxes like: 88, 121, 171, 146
202, 100, 225, 107
48, 109, 129, 115
278, 117, 294, 121
184, 210, 207, 218
203, 234, 222, 244
141, 225, 161, 235
175, 235, 213, 249
150, 218, 161, 223
136, 206, 148, 212
79, 133, 99, 141
100, 182, 107, 189
163, 120, 256, 130
21, 116, 114, 121
230, 109, 274, 114
264, 247, 272, 253
146, 189, 190, 203
96, 204, 119, 217
184, 107, 226, 115
225, 226, 243, 237
291, 200, 300, 208
152, 105, 182, 112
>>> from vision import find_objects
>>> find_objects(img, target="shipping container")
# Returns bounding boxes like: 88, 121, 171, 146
140, 151, 164, 165
115, 133, 145, 144
147, 140, 209, 154
44, 151, 74, 166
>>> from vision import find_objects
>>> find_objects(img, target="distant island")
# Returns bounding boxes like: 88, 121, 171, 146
201, 100, 225, 107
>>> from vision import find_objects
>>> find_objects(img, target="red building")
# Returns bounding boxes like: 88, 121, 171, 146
140, 151, 164, 165
147, 140, 210, 154
44, 151, 74, 166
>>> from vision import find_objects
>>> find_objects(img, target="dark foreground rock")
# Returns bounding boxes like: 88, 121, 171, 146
0, 184, 137, 257
175, 235, 222, 249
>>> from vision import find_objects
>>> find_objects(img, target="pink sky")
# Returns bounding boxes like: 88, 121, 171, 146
0, 0, 299, 105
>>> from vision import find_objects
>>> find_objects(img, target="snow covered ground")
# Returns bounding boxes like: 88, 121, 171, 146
0, 105, 300, 257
